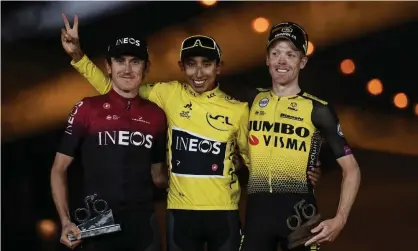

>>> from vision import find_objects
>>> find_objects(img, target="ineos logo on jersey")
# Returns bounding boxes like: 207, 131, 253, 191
65, 101, 83, 135
171, 128, 227, 177
175, 135, 222, 154
206, 113, 233, 131
98, 130, 153, 148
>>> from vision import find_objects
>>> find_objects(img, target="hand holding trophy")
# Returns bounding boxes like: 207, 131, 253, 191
67, 194, 121, 241
286, 199, 321, 249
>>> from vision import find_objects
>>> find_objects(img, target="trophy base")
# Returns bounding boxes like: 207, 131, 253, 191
68, 224, 121, 241
287, 214, 321, 250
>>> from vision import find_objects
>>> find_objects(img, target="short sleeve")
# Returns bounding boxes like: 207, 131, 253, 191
312, 103, 352, 159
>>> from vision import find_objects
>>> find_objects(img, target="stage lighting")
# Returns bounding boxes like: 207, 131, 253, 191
393, 92, 408, 109
252, 17, 270, 33
367, 78, 383, 96
340, 59, 355, 75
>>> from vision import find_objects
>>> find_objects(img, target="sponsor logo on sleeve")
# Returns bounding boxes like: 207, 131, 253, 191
65, 101, 84, 135
337, 123, 344, 137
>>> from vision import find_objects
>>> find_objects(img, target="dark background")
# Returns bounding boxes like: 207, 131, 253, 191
2, 1, 418, 251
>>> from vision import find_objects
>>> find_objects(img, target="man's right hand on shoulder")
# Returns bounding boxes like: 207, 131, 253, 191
60, 221, 82, 249
61, 13, 84, 63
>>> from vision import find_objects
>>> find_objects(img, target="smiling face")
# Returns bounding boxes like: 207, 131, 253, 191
266, 39, 308, 87
106, 55, 149, 94
178, 56, 221, 93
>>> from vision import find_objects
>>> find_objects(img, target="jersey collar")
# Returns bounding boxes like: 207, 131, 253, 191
269, 90, 304, 100
108, 88, 142, 106
183, 82, 222, 99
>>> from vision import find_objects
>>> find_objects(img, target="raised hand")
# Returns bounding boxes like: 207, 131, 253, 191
61, 13, 84, 62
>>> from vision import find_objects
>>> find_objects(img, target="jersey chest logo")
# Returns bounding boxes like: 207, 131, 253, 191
131, 116, 150, 124
179, 102, 192, 119
288, 101, 298, 111
206, 113, 233, 131
98, 130, 153, 148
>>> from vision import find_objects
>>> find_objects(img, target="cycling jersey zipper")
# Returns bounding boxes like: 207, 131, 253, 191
126, 100, 131, 110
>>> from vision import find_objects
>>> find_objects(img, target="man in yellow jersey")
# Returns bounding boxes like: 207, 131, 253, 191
60, 14, 323, 251
61, 14, 249, 251
240, 22, 362, 251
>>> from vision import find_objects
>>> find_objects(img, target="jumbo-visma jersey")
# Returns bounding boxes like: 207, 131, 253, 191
247, 89, 351, 195
71, 55, 250, 210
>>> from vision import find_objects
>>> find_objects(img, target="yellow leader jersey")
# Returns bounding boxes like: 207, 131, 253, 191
71, 55, 250, 210
247, 88, 351, 195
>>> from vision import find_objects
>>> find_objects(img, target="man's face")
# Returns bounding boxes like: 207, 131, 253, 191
106, 55, 149, 93
266, 40, 308, 86
178, 56, 221, 93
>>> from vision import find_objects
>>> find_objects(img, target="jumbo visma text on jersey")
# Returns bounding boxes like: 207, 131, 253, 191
248, 121, 310, 152
247, 90, 325, 195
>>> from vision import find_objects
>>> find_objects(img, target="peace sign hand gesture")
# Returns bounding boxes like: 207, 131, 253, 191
61, 13, 84, 62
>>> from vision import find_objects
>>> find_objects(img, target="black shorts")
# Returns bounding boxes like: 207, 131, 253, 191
166, 209, 242, 251
240, 193, 320, 251
78, 203, 161, 251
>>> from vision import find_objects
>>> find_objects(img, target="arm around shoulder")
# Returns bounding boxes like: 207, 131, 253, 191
70, 54, 112, 95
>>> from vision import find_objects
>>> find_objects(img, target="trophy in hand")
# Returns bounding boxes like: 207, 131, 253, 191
68, 194, 121, 241
286, 199, 321, 249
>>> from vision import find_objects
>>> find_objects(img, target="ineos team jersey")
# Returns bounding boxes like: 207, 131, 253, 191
58, 89, 167, 208
71, 56, 250, 210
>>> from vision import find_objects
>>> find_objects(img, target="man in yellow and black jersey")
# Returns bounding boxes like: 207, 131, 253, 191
60, 14, 250, 251
239, 22, 362, 251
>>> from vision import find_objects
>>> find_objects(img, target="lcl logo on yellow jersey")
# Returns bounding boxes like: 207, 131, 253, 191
206, 113, 233, 131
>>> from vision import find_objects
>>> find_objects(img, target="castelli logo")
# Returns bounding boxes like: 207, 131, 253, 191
103, 103, 111, 109
212, 164, 218, 171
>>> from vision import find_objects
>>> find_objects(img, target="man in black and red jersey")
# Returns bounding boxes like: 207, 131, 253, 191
50, 34, 167, 251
